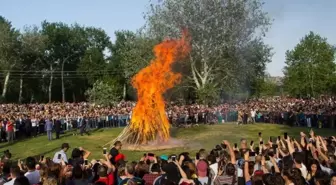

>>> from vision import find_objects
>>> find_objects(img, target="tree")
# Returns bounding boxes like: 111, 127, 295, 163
76, 27, 112, 97
85, 79, 122, 105
17, 26, 47, 103
0, 16, 20, 100
283, 31, 336, 97
41, 22, 87, 102
110, 30, 158, 99
144, 0, 272, 102
252, 75, 279, 97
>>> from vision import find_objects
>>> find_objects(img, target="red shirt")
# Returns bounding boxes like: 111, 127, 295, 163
96, 172, 114, 185
143, 174, 160, 185
6, 121, 14, 132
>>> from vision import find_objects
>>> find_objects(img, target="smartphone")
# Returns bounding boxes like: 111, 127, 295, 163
260, 141, 264, 145
171, 156, 176, 161
221, 143, 227, 149
103, 148, 107, 155
258, 132, 262, 137
249, 151, 256, 156
234, 143, 237, 148
278, 136, 281, 140
84, 160, 88, 165
284, 133, 288, 140
250, 141, 254, 146
148, 153, 155, 157
58, 154, 62, 160
196, 153, 200, 160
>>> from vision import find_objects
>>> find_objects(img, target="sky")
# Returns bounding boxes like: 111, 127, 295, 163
0, 0, 335, 77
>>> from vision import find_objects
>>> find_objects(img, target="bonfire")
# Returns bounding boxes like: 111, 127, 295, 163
110, 30, 190, 147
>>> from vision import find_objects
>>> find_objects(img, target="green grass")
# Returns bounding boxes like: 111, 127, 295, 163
2, 124, 335, 162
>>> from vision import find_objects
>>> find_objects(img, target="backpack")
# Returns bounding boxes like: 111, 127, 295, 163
120, 177, 145, 185
154, 175, 167, 185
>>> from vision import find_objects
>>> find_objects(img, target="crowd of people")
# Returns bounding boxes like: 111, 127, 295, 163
2, 129, 336, 185
0, 96, 335, 142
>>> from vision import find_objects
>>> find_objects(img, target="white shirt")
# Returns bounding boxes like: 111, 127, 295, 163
210, 163, 219, 185
299, 164, 308, 179
251, 110, 256, 117
4, 178, 15, 185
32, 119, 37, 127
320, 164, 333, 175
53, 149, 68, 163
25, 170, 40, 185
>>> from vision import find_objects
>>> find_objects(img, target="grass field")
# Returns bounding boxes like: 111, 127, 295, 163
1, 124, 335, 162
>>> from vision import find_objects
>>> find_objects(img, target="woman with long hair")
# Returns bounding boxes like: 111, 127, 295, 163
282, 168, 305, 185
306, 159, 322, 185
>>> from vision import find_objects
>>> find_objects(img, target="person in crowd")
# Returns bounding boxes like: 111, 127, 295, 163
6, 118, 14, 143
0, 162, 11, 185
109, 141, 122, 165
142, 163, 160, 185
79, 117, 90, 136
68, 147, 91, 166
54, 117, 61, 139
13, 176, 30, 185
23, 157, 40, 185
118, 163, 144, 185
53, 143, 70, 164
38, 118, 45, 135
307, 159, 322, 184
31, 117, 37, 138
4, 166, 21, 185
1, 102, 336, 185
24, 116, 32, 138
45, 118, 53, 141
95, 157, 115, 185
196, 160, 209, 185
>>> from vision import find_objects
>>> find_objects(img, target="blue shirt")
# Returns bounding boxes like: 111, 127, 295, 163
45, 120, 53, 131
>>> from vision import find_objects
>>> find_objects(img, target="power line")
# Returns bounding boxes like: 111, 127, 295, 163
0, 72, 124, 76
0, 70, 122, 73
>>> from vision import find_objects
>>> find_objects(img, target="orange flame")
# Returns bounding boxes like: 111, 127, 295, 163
129, 30, 190, 144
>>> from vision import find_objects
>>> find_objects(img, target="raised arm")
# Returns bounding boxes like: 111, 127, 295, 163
294, 139, 302, 152
319, 136, 328, 152
300, 132, 307, 148
80, 147, 91, 159
270, 156, 280, 173
261, 156, 269, 174
173, 161, 187, 179
223, 140, 236, 164
244, 151, 250, 183
286, 137, 295, 155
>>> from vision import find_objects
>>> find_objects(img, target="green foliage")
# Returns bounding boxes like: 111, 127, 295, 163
283, 31, 336, 97
144, 0, 273, 103
77, 48, 107, 85
85, 79, 122, 105
252, 78, 278, 97
196, 83, 219, 105
110, 30, 157, 80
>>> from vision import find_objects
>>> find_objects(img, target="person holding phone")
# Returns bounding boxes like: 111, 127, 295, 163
53, 143, 70, 164
214, 140, 237, 185
109, 141, 122, 165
